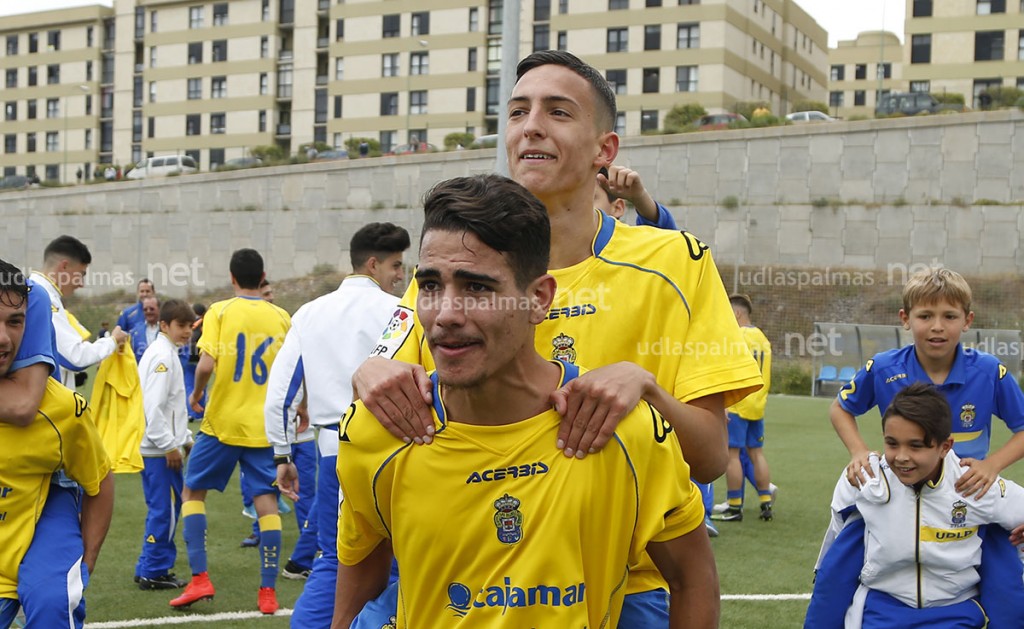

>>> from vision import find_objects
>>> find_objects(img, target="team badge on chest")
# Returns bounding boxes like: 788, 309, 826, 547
959, 404, 976, 429
551, 333, 577, 364
951, 500, 968, 528
493, 493, 524, 545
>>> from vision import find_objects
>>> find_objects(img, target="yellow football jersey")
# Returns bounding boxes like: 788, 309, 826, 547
337, 362, 702, 629
0, 378, 111, 599
197, 297, 291, 447
728, 326, 772, 420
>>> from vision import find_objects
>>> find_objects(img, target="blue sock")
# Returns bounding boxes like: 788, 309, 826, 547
740, 448, 755, 501
182, 501, 208, 575
259, 514, 282, 589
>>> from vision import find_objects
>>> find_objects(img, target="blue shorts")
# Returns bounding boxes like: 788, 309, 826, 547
863, 588, 985, 628
727, 413, 765, 450
184, 432, 276, 497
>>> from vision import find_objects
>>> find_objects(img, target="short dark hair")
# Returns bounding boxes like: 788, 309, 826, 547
192, 303, 207, 317
229, 248, 264, 289
350, 223, 411, 270
259, 278, 270, 289
44, 235, 92, 265
729, 293, 753, 315
882, 383, 952, 446
160, 298, 197, 325
0, 257, 28, 309
422, 174, 549, 289
138, 278, 153, 288
516, 50, 617, 132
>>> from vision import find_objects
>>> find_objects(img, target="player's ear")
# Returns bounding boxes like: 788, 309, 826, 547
527, 274, 556, 324
963, 310, 974, 330
939, 437, 954, 457
898, 309, 910, 329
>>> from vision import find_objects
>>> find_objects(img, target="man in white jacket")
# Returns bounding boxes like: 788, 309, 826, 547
813, 382, 1024, 628
29, 235, 127, 388
135, 299, 196, 591
263, 222, 410, 628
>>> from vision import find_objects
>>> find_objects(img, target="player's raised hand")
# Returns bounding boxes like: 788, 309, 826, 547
550, 361, 654, 458
352, 357, 434, 445
956, 457, 998, 499
845, 450, 876, 488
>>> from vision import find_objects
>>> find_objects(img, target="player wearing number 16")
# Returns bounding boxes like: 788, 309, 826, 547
171, 249, 291, 615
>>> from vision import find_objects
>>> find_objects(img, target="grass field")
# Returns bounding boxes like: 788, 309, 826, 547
80, 394, 1024, 628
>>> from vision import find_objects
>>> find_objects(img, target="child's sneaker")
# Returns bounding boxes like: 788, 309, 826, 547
281, 559, 312, 580
138, 573, 186, 590
759, 502, 774, 522
169, 572, 215, 608
711, 507, 743, 522
258, 587, 279, 614
704, 517, 719, 538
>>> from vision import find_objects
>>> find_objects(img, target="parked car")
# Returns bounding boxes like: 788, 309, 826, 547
0, 174, 32, 190
215, 157, 263, 171
692, 113, 747, 130
125, 155, 198, 179
786, 110, 836, 123
313, 149, 349, 161
874, 92, 963, 116
390, 143, 438, 155
469, 134, 499, 149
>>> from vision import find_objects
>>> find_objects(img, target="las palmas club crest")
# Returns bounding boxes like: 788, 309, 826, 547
493, 493, 524, 545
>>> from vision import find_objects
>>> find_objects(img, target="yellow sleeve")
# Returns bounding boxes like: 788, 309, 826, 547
336, 402, 397, 565
50, 382, 112, 496
729, 328, 771, 419
196, 302, 222, 359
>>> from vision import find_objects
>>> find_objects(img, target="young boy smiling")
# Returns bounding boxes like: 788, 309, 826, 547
813, 383, 1024, 627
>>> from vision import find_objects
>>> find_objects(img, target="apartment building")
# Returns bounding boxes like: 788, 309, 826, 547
903, 0, 1024, 107
827, 31, 902, 118
1, 0, 827, 180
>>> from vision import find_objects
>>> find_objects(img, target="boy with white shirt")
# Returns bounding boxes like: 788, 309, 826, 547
135, 299, 196, 591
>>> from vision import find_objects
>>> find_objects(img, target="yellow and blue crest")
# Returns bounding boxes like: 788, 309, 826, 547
493, 493, 524, 545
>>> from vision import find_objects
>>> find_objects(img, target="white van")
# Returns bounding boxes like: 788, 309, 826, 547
125, 155, 198, 179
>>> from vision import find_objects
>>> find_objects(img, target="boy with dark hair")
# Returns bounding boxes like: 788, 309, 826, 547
172, 248, 291, 614
135, 299, 197, 591
811, 383, 1024, 627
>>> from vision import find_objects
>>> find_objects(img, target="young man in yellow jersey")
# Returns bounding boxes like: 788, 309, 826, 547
0, 257, 114, 629
332, 174, 717, 629
171, 249, 291, 615
352, 50, 762, 625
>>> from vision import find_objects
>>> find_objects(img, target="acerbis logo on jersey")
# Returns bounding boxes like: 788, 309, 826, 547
445, 578, 586, 616
465, 462, 549, 484
547, 304, 597, 320
370, 307, 414, 358
493, 493, 524, 545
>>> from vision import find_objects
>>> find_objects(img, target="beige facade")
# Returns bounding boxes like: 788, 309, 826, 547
903, 0, 1024, 107
1, 0, 827, 179
828, 31, 903, 118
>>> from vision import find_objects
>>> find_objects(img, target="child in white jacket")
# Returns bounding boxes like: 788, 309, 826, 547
814, 382, 1024, 628
135, 299, 197, 591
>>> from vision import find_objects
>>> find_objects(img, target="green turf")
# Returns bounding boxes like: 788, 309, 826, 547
82, 394, 1024, 628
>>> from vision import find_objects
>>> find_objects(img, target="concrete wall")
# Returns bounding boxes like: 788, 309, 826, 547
2, 110, 1022, 297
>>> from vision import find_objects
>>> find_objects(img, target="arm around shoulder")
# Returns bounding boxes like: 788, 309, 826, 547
0, 363, 50, 425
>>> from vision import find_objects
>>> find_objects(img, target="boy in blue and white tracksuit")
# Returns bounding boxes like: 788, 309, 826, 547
135, 300, 196, 588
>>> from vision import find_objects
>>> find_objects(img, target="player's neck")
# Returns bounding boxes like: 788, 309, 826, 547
914, 347, 954, 385
234, 287, 262, 298
442, 353, 560, 427
543, 194, 602, 270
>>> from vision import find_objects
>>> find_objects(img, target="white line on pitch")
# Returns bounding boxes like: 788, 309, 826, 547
86, 608, 293, 628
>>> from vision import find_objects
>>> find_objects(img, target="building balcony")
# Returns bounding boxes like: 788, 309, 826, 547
275, 124, 291, 136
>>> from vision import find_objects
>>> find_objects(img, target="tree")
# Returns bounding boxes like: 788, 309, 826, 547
790, 100, 829, 114
664, 103, 707, 132
444, 132, 475, 150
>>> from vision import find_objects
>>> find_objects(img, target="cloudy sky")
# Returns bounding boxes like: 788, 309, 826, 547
1, 0, 905, 47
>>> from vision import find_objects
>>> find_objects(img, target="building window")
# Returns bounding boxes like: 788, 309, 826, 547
974, 78, 1002, 108
642, 67, 659, 93
26, 133, 35, 152
976, 31, 1005, 61
260, 73, 269, 94
410, 51, 429, 76
486, 77, 499, 114
3, 102, 14, 121
829, 91, 844, 107
411, 12, 430, 36
535, 0, 551, 21
381, 92, 398, 115
188, 42, 203, 64
977, 0, 1006, 14
410, 90, 427, 114
27, 100, 36, 119
212, 40, 227, 62
133, 76, 143, 107
261, 36, 269, 58
262, 0, 270, 21
85, 128, 92, 148
186, 114, 201, 135
533, 24, 550, 51
151, 10, 158, 32
677, 23, 699, 49
383, 14, 400, 38
380, 131, 396, 154
607, 28, 628, 52
46, 98, 59, 118
189, 6, 204, 29
647, 0, 662, 6
911, 34, 931, 63
213, 3, 228, 26
147, 117, 154, 138
557, 31, 567, 50
211, 113, 225, 134
675, 65, 698, 92
149, 81, 156, 103
487, 38, 501, 72
830, 64, 844, 81
382, 53, 399, 77
259, 110, 267, 132
46, 132, 58, 152
277, 63, 292, 97
855, 64, 866, 80
333, 95, 342, 118
609, 0, 628, 9
679, 0, 699, 4
28, 33, 37, 54
489, 0, 504, 34
149, 46, 156, 68
47, 64, 60, 85
4, 69, 15, 88
1019, 31, 1024, 60
606, 69, 626, 94
335, 57, 345, 80
336, 18, 345, 40
188, 78, 201, 99
469, 8, 479, 31
6, 35, 17, 55
133, 111, 142, 142
86, 26, 94, 48
644, 25, 661, 50
47, 30, 60, 51
85, 95, 91, 115
468, 48, 478, 71
209, 148, 224, 169
466, 87, 476, 112
3, 135, 14, 154
909, 80, 930, 93
912, 0, 932, 16
27, 67, 36, 87
614, 112, 625, 134
211, 76, 226, 98
640, 110, 658, 132
877, 63, 892, 79
854, 90, 866, 106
